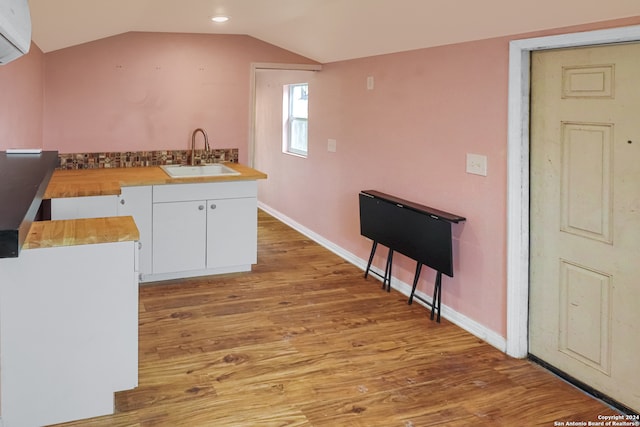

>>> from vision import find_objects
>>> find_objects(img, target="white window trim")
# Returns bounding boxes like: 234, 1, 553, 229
283, 83, 308, 157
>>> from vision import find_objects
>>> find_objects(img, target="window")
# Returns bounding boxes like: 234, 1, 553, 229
283, 83, 308, 157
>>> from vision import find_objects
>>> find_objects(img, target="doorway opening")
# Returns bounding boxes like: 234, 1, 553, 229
248, 63, 321, 168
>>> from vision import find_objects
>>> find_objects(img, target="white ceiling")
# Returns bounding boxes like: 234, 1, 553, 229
28, 0, 640, 63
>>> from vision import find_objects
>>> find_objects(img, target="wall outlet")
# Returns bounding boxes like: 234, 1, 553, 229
367, 76, 374, 90
328, 139, 337, 152
466, 153, 487, 176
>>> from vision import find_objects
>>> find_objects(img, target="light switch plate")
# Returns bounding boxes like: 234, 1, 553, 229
328, 139, 337, 152
466, 153, 487, 176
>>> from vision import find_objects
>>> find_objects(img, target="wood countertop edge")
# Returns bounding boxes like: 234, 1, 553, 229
23, 216, 140, 249
44, 164, 268, 199
33, 164, 265, 250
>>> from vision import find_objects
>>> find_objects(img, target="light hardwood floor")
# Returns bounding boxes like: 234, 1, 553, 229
53, 210, 618, 426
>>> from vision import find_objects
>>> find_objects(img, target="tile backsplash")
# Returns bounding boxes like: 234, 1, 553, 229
57, 149, 239, 170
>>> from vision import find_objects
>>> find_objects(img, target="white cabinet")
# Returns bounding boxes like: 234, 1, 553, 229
48, 180, 260, 282
0, 240, 138, 426
118, 186, 153, 279
51, 195, 118, 220
152, 200, 207, 274
150, 181, 258, 280
207, 197, 257, 268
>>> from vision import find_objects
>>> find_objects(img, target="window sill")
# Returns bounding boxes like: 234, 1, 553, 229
283, 151, 307, 159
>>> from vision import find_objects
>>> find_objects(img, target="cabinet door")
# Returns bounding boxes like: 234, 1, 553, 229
118, 186, 152, 277
206, 197, 257, 269
152, 201, 206, 274
51, 195, 118, 220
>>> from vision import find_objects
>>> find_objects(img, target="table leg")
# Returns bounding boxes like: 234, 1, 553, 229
364, 241, 378, 279
382, 249, 394, 292
408, 262, 422, 305
430, 271, 443, 322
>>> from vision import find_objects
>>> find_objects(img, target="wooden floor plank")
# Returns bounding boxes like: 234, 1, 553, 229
51, 209, 620, 426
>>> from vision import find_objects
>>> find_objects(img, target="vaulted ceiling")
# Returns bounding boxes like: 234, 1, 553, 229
28, 0, 640, 63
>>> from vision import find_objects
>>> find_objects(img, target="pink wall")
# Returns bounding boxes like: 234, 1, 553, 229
4, 16, 640, 341
0, 43, 44, 151
255, 17, 640, 338
255, 41, 508, 334
42, 32, 318, 164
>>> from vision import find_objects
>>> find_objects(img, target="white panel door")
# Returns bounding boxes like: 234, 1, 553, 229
530, 43, 640, 412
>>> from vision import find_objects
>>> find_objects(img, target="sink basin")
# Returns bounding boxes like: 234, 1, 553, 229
160, 164, 241, 178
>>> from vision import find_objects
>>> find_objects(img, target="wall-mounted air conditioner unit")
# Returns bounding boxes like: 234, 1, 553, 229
0, 0, 32, 65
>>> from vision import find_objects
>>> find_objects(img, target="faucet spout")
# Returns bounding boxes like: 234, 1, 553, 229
191, 128, 210, 165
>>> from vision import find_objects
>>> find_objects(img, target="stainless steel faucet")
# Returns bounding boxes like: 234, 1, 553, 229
190, 128, 210, 165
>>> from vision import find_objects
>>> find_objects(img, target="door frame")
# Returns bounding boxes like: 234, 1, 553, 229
506, 24, 640, 357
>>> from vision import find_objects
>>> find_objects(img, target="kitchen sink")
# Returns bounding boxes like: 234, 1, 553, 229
160, 164, 241, 178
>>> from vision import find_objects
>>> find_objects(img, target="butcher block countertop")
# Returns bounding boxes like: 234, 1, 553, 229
24, 163, 266, 252
44, 163, 267, 199
23, 216, 139, 249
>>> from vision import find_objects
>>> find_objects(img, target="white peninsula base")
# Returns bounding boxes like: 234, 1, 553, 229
0, 240, 138, 427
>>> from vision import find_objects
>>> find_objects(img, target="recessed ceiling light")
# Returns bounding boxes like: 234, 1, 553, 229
211, 16, 230, 23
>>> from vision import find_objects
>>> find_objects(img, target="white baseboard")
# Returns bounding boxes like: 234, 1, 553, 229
258, 203, 507, 353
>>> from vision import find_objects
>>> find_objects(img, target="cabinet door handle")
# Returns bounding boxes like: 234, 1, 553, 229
198, 205, 205, 210
210, 204, 217, 210
120, 199, 125, 205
